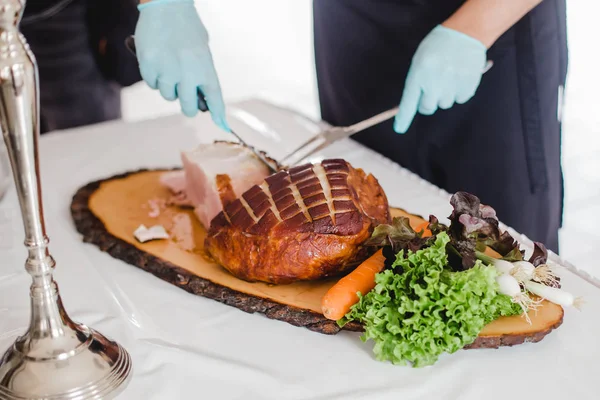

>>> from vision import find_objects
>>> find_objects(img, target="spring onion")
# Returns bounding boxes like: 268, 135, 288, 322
491, 259, 514, 274
496, 274, 521, 297
524, 281, 583, 309
511, 261, 535, 281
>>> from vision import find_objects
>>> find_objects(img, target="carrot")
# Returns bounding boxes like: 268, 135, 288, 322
321, 249, 387, 321
321, 221, 434, 321
414, 221, 432, 237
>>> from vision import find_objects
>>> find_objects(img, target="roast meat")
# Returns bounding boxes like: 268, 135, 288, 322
160, 141, 275, 228
205, 159, 391, 284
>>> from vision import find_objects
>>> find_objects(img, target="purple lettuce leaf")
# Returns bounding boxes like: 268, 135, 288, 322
447, 192, 524, 270
427, 215, 448, 235
528, 242, 548, 267
491, 231, 524, 261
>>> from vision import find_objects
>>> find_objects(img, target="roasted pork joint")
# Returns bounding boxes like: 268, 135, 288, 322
205, 159, 391, 284
160, 141, 276, 228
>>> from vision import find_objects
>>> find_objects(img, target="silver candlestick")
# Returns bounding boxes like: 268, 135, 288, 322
0, 1, 133, 398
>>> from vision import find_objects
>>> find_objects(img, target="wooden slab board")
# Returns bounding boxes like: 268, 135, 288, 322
70, 169, 564, 347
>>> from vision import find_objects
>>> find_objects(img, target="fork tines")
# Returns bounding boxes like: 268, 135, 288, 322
279, 133, 328, 167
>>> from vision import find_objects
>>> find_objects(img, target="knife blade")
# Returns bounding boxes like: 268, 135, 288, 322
228, 130, 278, 173
124, 36, 277, 174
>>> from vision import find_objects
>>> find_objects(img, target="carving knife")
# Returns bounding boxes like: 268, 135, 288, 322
124, 36, 277, 174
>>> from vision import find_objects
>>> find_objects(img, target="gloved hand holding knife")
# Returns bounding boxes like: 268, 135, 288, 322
134, 0, 229, 132
132, 0, 278, 172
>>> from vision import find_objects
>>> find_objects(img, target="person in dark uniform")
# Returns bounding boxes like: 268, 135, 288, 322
135, 0, 567, 253
312, 0, 568, 253
21, 0, 141, 134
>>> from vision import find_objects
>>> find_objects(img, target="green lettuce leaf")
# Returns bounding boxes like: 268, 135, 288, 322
341, 232, 522, 368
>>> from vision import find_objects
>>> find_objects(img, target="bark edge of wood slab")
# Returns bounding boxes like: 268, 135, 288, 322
70, 168, 564, 347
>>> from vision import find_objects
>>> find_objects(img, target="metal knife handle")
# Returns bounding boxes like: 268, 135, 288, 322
124, 35, 209, 112
344, 60, 494, 136
346, 106, 399, 135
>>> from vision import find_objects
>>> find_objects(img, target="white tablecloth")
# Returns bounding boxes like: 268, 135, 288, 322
1, 99, 599, 400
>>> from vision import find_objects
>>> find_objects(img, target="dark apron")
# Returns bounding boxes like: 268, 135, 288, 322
313, 0, 568, 252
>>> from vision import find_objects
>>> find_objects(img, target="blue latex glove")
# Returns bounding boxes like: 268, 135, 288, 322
135, 0, 229, 131
393, 25, 487, 134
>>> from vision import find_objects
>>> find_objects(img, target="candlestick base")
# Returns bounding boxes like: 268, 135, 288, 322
0, 296, 133, 400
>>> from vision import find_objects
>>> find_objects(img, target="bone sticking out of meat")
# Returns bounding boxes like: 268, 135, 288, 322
160, 141, 275, 228
205, 159, 391, 284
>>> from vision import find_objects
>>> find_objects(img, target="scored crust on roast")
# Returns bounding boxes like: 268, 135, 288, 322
205, 159, 391, 284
